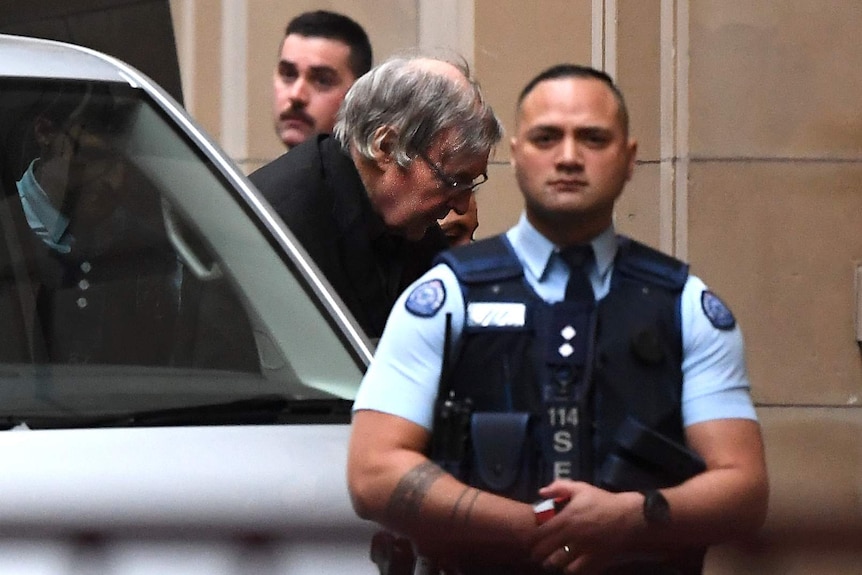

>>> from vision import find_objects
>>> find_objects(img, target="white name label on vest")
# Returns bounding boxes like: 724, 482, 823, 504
466, 302, 526, 327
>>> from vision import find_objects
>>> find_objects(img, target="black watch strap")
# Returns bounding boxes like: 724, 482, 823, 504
639, 489, 671, 526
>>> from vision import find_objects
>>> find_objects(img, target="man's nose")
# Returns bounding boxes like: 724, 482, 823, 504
448, 190, 473, 215
558, 137, 583, 167
288, 77, 309, 103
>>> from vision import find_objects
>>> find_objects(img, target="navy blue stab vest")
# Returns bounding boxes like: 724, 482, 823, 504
434, 234, 690, 501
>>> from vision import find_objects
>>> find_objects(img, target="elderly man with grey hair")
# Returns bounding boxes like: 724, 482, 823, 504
250, 53, 503, 340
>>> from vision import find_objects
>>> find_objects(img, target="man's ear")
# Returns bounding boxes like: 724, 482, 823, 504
369, 126, 397, 168
625, 138, 638, 181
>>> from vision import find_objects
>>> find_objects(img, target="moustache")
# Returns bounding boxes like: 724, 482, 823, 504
279, 108, 314, 126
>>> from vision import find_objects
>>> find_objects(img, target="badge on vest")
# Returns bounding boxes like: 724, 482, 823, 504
701, 290, 735, 330
466, 302, 526, 328
405, 279, 446, 317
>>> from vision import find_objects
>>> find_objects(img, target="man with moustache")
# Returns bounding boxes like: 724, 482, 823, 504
347, 64, 768, 573
270, 10, 371, 150
251, 54, 502, 341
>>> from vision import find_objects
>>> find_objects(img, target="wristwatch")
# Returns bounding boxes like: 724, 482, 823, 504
639, 489, 671, 526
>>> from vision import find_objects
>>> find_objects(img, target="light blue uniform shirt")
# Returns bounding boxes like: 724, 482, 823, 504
353, 213, 757, 431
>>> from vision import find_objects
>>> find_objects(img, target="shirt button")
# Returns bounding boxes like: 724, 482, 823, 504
76, 297, 88, 309
80, 261, 92, 273
78, 279, 90, 291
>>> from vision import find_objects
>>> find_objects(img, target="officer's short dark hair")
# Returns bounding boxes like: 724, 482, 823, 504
285, 10, 373, 79
517, 64, 629, 135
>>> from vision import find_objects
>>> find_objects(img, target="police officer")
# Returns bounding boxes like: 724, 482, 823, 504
347, 64, 768, 574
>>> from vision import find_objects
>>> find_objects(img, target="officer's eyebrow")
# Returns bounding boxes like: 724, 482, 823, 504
277, 61, 340, 78
576, 125, 614, 138
307, 64, 340, 77
522, 125, 565, 142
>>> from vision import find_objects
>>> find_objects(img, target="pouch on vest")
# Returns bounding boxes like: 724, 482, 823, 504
470, 412, 533, 499
597, 416, 706, 491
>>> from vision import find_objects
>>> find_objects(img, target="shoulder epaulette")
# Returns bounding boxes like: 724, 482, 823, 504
434, 236, 523, 284
614, 236, 689, 291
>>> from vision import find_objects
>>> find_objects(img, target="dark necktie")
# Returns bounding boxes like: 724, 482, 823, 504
560, 244, 595, 304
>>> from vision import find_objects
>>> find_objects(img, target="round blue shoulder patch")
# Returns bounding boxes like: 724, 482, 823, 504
701, 290, 735, 330
405, 279, 446, 317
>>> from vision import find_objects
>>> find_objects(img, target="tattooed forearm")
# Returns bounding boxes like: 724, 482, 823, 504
386, 461, 444, 522
463, 488, 480, 525
449, 486, 481, 526
449, 486, 471, 523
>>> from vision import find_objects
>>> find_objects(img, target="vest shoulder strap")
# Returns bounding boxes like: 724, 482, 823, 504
434, 236, 523, 284
614, 236, 689, 291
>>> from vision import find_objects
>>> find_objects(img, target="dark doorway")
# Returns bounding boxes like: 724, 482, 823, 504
0, 0, 183, 104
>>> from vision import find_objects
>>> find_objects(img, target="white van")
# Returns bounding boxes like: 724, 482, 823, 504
0, 34, 377, 574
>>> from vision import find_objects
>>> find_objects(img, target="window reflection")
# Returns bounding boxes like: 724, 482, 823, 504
0, 80, 259, 372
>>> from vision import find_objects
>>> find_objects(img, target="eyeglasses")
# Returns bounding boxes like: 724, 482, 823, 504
416, 151, 488, 194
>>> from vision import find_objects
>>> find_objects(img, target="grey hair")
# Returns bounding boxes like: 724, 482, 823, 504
333, 53, 503, 167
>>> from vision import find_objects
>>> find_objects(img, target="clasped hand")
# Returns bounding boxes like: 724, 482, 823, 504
529, 480, 641, 574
